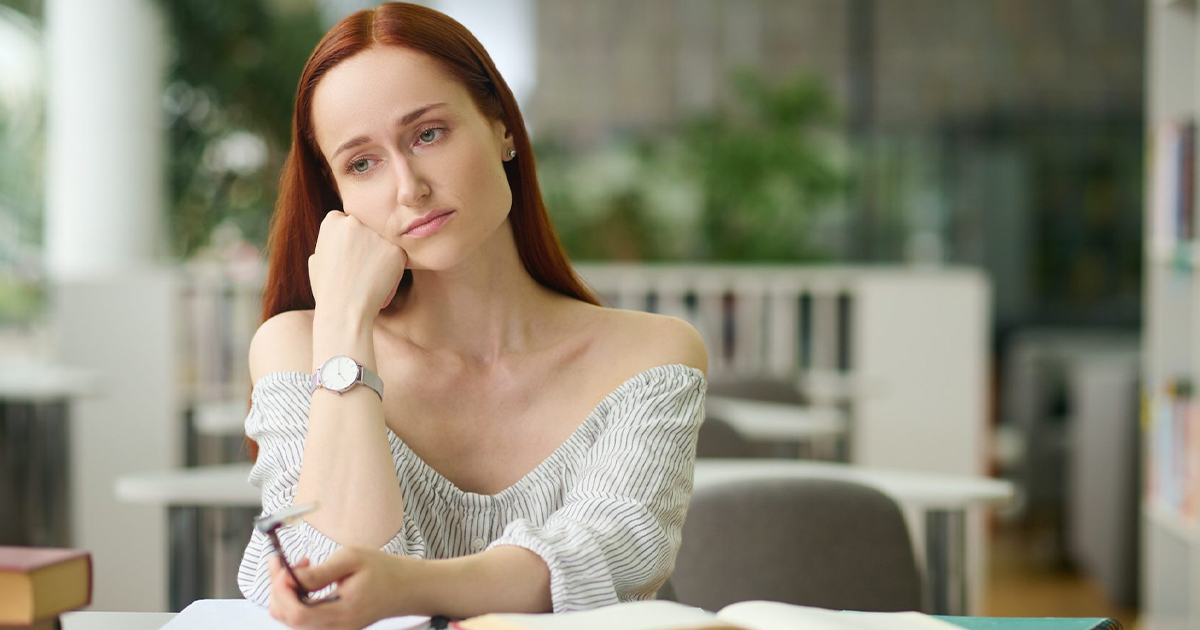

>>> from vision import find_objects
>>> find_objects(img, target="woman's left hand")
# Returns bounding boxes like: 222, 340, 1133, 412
267, 547, 425, 629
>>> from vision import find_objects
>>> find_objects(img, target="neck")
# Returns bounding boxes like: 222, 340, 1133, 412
377, 220, 571, 369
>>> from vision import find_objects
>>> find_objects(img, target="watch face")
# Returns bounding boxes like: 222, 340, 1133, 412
319, 356, 358, 392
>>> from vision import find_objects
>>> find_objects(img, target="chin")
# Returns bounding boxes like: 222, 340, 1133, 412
403, 245, 470, 273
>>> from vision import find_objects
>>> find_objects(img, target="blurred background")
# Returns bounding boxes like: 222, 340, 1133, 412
0, 0, 1162, 627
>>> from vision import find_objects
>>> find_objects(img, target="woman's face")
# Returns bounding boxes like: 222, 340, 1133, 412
310, 46, 514, 270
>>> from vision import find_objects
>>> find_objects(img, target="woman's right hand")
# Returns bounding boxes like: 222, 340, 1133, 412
308, 210, 408, 324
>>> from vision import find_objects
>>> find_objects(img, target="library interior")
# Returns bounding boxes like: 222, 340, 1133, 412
0, 1, 1171, 629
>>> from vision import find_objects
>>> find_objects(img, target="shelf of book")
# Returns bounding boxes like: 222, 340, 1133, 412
1145, 379, 1200, 528
1144, 0, 1200, 623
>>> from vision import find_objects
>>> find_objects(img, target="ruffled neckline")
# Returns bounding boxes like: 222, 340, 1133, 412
252, 363, 706, 505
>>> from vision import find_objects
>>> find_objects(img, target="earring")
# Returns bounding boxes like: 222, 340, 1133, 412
507, 148, 517, 160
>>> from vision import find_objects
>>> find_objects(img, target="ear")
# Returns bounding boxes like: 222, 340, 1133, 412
491, 117, 514, 153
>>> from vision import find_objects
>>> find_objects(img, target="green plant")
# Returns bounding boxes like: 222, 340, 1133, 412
155, 0, 326, 259
0, 3, 46, 322
540, 70, 848, 262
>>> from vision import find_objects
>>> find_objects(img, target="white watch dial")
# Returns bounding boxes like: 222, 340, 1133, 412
320, 356, 358, 391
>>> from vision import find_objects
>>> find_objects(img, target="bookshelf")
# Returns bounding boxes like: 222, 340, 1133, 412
1145, 1, 1200, 628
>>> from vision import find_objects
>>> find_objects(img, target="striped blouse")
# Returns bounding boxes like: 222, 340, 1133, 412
237, 363, 707, 613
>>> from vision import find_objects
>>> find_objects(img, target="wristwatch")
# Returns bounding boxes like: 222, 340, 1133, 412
310, 355, 384, 400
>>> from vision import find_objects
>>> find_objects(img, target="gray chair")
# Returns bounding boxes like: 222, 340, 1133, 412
667, 477, 923, 612
698, 376, 822, 459
694, 416, 756, 458
706, 377, 807, 405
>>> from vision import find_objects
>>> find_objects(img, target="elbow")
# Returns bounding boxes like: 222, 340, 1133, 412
612, 516, 681, 601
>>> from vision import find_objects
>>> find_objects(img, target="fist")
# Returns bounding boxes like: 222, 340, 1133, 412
308, 211, 408, 321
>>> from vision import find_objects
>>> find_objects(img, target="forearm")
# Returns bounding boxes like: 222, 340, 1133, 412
421, 547, 553, 618
295, 309, 405, 548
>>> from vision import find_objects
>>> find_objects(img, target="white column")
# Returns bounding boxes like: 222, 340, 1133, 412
44, 0, 166, 280
42, 0, 177, 613
433, 0, 536, 109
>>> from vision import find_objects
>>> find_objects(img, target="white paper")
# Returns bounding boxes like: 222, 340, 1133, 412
718, 601, 964, 630
160, 599, 431, 630
469, 601, 728, 630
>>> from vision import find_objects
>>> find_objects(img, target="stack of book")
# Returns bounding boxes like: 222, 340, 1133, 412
1148, 378, 1199, 523
0, 547, 93, 630
1153, 120, 1197, 251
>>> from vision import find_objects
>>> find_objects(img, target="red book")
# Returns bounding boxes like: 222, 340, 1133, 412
0, 547, 92, 627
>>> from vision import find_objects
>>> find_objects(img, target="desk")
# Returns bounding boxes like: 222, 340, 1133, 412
116, 465, 259, 610
704, 396, 846, 442
62, 611, 178, 630
0, 361, 99, 547
59, 610, 1121, 630
115, 461, 1013, 616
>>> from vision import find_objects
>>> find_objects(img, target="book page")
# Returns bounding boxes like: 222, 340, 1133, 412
455, 601, 744, 630
160, 599, 431, 630
717, 601, 965, 630
839, 611, 966, 630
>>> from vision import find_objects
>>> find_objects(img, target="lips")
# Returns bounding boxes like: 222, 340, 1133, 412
402, 209, 454, 235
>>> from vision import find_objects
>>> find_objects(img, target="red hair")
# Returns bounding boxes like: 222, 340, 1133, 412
246, 2, 603, 461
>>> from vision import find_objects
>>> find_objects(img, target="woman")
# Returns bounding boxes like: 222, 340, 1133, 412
236, 3, 708, 628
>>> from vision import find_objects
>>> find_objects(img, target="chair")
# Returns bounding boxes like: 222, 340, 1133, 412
698, 376, 840, 459
706, 376, 808, 405
666, 477, 923, 612
694, 416, 756, 458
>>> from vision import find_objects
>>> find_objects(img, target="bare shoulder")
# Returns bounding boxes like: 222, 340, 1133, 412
604, 309, 709, 377
248, 309, 315, 384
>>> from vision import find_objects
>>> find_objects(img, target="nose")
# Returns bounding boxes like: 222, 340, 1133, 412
393, 156, 431, 207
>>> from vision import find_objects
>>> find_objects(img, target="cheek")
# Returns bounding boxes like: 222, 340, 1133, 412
338, 180, 392, 229
457, 146, 512, 212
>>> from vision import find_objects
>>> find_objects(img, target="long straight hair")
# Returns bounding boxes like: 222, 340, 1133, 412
247, 3, 603, 461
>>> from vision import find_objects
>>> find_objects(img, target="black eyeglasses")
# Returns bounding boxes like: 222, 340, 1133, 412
254, 502, 341, 606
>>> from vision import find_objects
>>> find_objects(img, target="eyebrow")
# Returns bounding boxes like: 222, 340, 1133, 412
329, 102, 449, 161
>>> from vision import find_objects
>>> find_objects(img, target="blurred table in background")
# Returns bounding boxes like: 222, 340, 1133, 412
0, 360, 98, 547
115, 459, 1012, 615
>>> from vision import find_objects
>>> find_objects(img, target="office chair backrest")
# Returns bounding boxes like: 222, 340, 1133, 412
698, 376, 808, 459
669, 477, 923, 612
694, 416, 756, 458
706, 377, 807, 405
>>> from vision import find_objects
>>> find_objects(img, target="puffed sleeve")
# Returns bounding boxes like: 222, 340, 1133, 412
236, 371, 426, 605
486, 365, 707, 612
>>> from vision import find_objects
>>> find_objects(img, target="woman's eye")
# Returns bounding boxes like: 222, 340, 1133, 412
351, 158, 372, 173
418, 128, 442, 144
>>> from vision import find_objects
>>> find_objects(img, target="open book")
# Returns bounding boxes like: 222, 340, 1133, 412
452, 600, 963, 630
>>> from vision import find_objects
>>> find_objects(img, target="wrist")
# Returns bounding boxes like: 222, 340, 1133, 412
390, 555, 456, 618
313, 305, 373, 333
311, 310, 376, 372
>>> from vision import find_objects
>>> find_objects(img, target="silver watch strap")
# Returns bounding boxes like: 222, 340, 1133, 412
357, 365, 385, 400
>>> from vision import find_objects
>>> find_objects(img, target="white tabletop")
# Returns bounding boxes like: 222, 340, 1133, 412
192, 400, 251, 436
115, 463, 259, 507
694, 459, 1013, 510
705, 396, 846, 440
62, 611, 175, 630
115, 460, 1012, 511
0, 360, 101, 401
